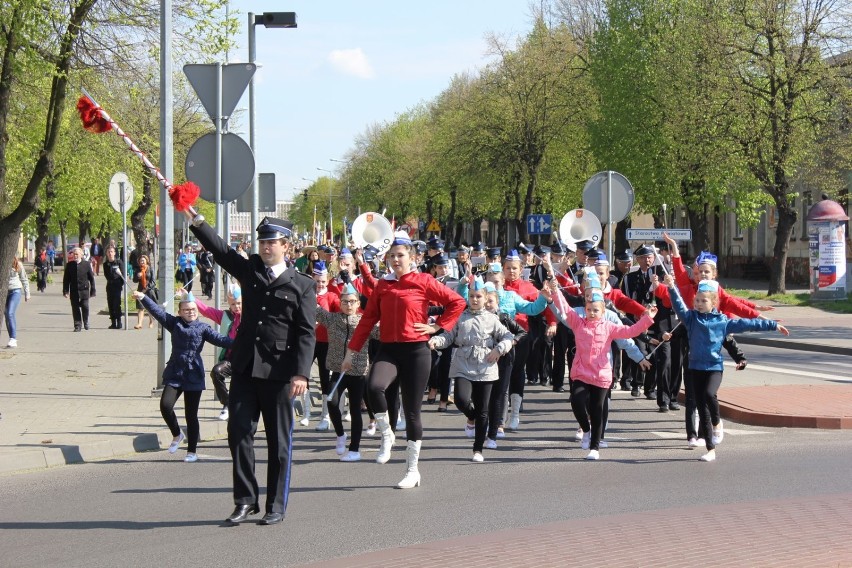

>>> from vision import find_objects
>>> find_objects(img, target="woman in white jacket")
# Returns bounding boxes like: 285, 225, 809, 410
429, 277, 514, 462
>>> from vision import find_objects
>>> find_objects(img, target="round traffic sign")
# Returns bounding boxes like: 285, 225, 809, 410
185, 132, 256, 203
582, 171, 635, 224
108, 172, 134, 213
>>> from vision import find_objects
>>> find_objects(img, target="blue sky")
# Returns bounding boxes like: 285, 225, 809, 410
224, 1, 532, 201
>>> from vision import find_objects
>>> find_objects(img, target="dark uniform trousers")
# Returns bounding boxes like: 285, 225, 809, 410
229, 375, 295, 515
551, 324, 574, 390
653, 313, 684, 408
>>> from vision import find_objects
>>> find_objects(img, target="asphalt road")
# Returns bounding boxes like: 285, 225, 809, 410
1, 348, 851, 568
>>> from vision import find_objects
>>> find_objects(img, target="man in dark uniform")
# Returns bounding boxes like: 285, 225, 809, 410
185, 211, 316, 526
62, 247, 96, 331
426, 252, 460, 411
625, 244, 677, 405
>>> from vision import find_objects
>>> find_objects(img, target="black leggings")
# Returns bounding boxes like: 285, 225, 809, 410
313, 342, 331, 395
570, 380, 608, 451
454, 378, 493, 453
328, 374, 366, 451
488, 349, 514, 438
367, 342, 431, 441
692, 369, 723, 451
210, 360, 231, 407
160, 385, 202, 452
509, 332, 531, 397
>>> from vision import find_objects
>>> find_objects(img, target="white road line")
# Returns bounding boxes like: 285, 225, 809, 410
651, 428, 770, 439
724, 361, 852, 382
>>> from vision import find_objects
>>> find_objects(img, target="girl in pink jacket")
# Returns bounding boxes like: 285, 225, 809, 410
543, 282, 656, 460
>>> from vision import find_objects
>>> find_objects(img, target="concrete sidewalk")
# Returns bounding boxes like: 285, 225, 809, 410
0, 275, 850, 475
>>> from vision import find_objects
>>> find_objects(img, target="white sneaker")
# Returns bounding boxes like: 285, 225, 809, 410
365, 422, 377, 436
496, 429, 505, 439
335, 434, 347, 455
700, 450, 717, 462
472, 452, 484, 463
580, 431, 591, 450
315, 416, 330, 431
574, 427, 584, 441
218, 407, 229, 421
508, 416, 519, 431
586, 450, 600, 460
340, 450, 361, 462
599, 439, 608, 448
484, 438, 498, 450
687, 437, 705, 448
464, 424, 475, 438
343, 410, 351, 422
299, 417, 310, 427
712, 421, 724, 445
396, 416, 406, 431
168, 431, 186, 454
6, 338, 17, 348
184, 452, 198, 463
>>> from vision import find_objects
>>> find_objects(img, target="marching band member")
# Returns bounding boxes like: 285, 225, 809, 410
342, 231, 465, 489
309, 261, 340, 431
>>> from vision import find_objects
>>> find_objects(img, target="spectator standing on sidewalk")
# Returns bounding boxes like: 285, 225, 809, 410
102, 245, 125, 329
132, 290, 233, 463
46, 241, 56, 273
62, 247, 96, 332
132, 255, 156, 329
5, 255, 30, 348
90, 238, 104, 276
34, 247, 48, 293
177, 244, 196, 292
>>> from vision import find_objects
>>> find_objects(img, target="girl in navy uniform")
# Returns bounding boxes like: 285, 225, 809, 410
133, 290, 233, 462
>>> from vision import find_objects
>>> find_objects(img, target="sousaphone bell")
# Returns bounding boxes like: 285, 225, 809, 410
350, 212, 394, 256
558, 208, 603, 252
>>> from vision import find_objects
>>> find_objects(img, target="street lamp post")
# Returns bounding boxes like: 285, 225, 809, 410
329, 158, 352, 234
317, 167, 335, 244
248, 11, 297, 254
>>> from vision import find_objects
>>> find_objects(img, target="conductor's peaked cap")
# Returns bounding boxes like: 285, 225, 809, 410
256, 217, 294, 240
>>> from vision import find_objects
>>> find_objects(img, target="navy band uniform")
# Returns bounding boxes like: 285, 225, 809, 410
189, 215, 316, 524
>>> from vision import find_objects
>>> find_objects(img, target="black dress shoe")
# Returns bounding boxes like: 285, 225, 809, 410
553, 387, 566, 393
73, 327, 81, 332
669, 402, 680, 411
226, 503, 260, 523
630, 388, 640, 397
645, 391, 656, 400
83, 323, 89, 330
259, 512, 284, 525
658, 405, 669, 413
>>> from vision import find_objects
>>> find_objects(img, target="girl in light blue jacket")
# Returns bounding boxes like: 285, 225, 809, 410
665, 275, 788, 462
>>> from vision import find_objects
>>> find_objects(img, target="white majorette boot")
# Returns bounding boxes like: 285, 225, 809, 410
509, 394, 522, 431
299, 391, 312, 427
375, 412, 395, 464
316, 394, 330, 431
396, 440, 421, 489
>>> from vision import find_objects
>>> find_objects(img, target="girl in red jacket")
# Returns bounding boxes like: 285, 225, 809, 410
342, 232, 465, 489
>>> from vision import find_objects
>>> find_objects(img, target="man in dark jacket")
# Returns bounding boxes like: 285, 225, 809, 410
185, 211, 316, 526
62, 247, 96, 331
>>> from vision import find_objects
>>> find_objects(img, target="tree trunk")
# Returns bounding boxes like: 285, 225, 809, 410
130, 170, 154, 251
686, 204, 711, 259
446, 186, 457, 244
769, 204, 796, 295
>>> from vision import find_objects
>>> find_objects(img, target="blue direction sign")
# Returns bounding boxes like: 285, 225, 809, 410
527, 214, 553, 235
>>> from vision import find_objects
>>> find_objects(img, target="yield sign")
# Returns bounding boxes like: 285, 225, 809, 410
183, 63, 257, 122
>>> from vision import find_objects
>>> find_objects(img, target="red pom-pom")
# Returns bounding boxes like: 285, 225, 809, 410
169, 182, 201, 212
76, 96, 111, 133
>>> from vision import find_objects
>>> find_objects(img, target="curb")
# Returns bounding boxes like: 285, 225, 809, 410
0, 417, 230, 476
735, 335, 852, 357
719, 401, 852, 429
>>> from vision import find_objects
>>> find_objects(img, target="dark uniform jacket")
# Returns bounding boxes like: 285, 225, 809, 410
190, 221, 316, 382
625, 265, 676, 333
63, 260, 96, 299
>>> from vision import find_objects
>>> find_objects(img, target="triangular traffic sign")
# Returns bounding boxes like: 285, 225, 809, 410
426, 219, 441, 232
184, 63, 257, 122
